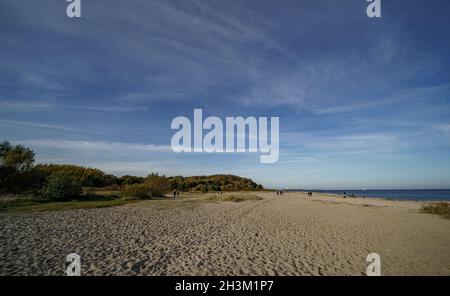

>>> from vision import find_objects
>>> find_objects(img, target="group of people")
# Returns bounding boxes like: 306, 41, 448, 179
342, 192, 355, 198
276, 190, 284, 196
307, 192, 313, 197
172, 191, 181, 198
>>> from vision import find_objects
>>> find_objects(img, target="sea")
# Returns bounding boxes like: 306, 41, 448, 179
292, 189, 450, 201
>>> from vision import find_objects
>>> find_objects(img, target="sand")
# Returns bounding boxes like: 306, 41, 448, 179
0, 192, 449, 276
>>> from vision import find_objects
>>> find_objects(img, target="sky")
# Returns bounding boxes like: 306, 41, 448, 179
1, 0, 450, 189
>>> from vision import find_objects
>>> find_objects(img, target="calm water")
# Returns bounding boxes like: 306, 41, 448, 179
294, 189, 450, 201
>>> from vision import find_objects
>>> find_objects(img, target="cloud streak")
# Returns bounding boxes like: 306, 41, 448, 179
16, 139, 171, 153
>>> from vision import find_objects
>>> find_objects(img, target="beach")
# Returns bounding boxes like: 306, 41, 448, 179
0, 191, 449, 276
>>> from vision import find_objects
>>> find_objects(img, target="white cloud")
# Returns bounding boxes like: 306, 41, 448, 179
0, 100, 54, 112
0, 119, 84, 132
17, 139, 171, 153
434, 124, 450, 143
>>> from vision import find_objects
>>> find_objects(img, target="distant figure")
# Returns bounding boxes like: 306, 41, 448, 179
173, 191, 177, 198
307, 192, 312, 197
276, 191, 279, 196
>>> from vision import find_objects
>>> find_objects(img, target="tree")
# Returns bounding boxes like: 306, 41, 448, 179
0, 141, 36, 192
118, 175, 144, 185
0, 141, 35, 172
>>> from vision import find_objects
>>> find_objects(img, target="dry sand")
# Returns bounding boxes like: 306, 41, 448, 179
0, 192, 449, 275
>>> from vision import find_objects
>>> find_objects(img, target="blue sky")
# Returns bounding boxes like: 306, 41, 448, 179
1, 0, 450, 189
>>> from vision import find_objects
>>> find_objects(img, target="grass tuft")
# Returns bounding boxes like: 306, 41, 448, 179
206, 194, 262, 203
421, 202, 450, 219
0, 196, 138, 214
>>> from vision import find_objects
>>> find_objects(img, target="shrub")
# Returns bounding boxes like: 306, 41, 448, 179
35, 164, 117, 187
122, 177, 170, 199
122, 184, 152, 199
144, 174, 169, 196
40, 171, 81, 201
421, 202, 450, 219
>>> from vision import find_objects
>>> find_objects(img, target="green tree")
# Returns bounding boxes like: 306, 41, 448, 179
118, 175, 144, 185
0, 141, 36, 192
0, 141, 35, 172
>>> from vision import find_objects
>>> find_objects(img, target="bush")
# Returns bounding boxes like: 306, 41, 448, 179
35, 164, 118, 187
122, 184, 152, 199
121, 178, 169, 199
421, 203, 450, 219
144, 173, 169, 196
40, 171, 81, 201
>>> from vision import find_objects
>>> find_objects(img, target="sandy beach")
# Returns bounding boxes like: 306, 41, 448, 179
0, 191, 449, 276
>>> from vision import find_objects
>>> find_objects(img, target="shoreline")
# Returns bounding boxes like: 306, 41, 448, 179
288, 190, 450, 203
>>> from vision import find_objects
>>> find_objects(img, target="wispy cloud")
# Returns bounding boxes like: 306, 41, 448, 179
17, 139, 171, 153
0, 119, 85, 132
434, 124, 450, 143
20, 72, 67, 92
0, 100, 54, 112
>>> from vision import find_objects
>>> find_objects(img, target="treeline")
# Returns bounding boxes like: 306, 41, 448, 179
167, 175, 263, 192
0, 141, 263, 200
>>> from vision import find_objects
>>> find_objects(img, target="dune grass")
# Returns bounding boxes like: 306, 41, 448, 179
0, 195, 138, 214
206, 194, 262, 203
421, 202, 450, 219
0, 192, 263, 214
